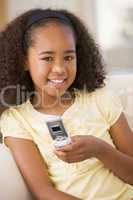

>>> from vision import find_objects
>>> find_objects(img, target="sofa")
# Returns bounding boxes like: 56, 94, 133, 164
0, 73, 133, 200
0, 145, 33, 200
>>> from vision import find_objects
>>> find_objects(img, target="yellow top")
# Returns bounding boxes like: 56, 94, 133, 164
1, 87, 133, 200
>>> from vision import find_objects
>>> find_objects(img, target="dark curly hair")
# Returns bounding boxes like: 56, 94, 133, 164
0, 8, 106, 106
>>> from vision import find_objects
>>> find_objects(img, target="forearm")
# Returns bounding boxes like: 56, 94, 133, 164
96, 141, 133, 185
35, 186, 81, 200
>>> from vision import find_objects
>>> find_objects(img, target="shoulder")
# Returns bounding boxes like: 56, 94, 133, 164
92, 86, 123, 126
0, 100, 30, 123
91, 86, 116, 98
76, 87, 123, 125
92, 86, 122, 108
0, 100, 33, 141
75, 86, 117, 104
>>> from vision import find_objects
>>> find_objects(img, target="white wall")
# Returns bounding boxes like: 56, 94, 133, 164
6, 0, 133, 72
6, 0, 96, 36
95, 0, 133, 49
95, 0, 133, 71
7, 0, 80, 18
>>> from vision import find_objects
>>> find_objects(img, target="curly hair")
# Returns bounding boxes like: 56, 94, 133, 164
0, 8, 106, 106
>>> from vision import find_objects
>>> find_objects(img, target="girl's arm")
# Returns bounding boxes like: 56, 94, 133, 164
55, 113, 133, 185
5, 137, 81, 200
97, 113, 133, 185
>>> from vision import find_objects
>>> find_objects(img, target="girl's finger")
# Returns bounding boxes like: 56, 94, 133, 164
55, 143, 73, 152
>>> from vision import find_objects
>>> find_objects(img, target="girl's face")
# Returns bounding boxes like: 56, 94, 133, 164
26, 22, 77, 100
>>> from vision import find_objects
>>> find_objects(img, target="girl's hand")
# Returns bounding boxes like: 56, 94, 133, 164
54, 135, 104, 163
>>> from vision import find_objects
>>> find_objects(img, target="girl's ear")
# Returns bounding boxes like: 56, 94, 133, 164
24, 60, 29, 71
24, 67, 28, 71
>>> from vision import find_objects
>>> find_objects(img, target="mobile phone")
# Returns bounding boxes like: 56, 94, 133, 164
46, 119, 71, 148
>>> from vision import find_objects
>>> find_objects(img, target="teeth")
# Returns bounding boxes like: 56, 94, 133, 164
50, 80, 64, 83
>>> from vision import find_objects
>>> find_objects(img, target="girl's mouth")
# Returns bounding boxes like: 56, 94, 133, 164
47, 79, 67, 88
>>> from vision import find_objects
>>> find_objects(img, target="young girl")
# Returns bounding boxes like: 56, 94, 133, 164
0, 8, 133, 200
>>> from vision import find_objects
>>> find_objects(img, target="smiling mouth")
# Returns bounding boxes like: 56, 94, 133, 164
47, 79, 67, 87
49, 79, 65, 83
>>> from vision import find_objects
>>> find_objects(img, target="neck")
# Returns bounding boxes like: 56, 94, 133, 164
32, 91, 74, 113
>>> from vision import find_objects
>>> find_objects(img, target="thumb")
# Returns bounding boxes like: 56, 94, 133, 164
71, 135, 81, 142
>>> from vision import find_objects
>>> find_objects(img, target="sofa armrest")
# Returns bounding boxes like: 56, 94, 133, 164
0, 144, 33, 200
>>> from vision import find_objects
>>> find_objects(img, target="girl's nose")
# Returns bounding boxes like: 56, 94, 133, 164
52, 61, 65, 74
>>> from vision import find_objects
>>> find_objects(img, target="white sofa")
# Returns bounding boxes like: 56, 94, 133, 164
0, 73, 133, 200
0, 145, 33, 200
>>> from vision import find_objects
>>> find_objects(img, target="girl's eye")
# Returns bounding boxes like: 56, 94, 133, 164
41, 57, 54, 62
64, 55, 75, 62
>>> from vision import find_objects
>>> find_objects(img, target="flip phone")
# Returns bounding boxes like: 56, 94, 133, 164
46, 119, 71, 148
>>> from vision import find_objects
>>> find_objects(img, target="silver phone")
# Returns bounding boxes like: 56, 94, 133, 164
46, 119, 71, 148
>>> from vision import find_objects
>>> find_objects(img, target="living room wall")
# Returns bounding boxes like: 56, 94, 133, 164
0, 0, 7, 28
1, 0, 133, 73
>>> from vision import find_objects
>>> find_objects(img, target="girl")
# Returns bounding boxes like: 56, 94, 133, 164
0, 8, 133, 200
